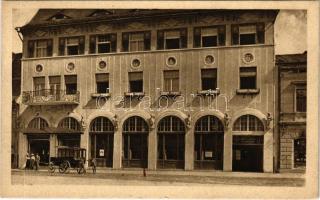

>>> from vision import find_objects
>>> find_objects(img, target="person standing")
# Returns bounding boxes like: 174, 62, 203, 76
35, 153, 40, 170
30, 153, 35, 170
24, 153, 30, 170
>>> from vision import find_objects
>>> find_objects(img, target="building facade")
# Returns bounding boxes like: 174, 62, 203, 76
277, 52, 307, 170
16, 9, 278, 172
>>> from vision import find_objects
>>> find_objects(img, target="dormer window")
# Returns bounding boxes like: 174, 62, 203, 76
232, 23, 265, 45
89, 34, 117, 54
89, 10, 113, 17
59, 36, 85, 56
49, 13, 70, 21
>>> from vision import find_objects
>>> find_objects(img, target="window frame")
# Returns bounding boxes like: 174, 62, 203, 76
294, 85, 307, 113
239, 67, 257, 90
28, 39, 53, 58
163, 70, 180, 92
128, 72, 144, 93
232, 23, 265, 45
95, 73, 109, 94
200, 68, 218, 91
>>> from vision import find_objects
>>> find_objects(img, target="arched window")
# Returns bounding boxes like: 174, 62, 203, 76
195, 115, 223, 132
58, 117, 80, 131
233, 115, 264, 131
90, 117, 114, 133
123, 116, 148, 132
158, 116, 185, 132
28, 117, 49, 130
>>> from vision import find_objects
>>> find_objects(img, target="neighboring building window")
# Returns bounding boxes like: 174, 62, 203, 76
157, 29, 187, 50
28, 117, 49, 130
122, 31, 151, 52
64, 75, 77, 94
96, 73, 109, 93
59, 36, 85, 56
232, 23, 265, 45
233, 115, 264, 131
128, 72, 143, 92
33, 77, 45, 96
27, 39, 53, 58
201, 68, 217, 90
239, 67, 257, 89
49, 76, 61, 96
89, 34, 117, 54
163, 70, 179, 92
295, 86, 306, 112
194, 26, 225, 47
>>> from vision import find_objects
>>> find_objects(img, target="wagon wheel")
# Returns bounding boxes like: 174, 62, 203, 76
48, 162, 55, 173
59, 161, 70, 173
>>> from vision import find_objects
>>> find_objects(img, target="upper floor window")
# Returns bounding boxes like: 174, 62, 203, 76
59, 36, 85, 56
232, 23, 265, 45
65, 75, 77, 94
33, 77, 45, 96
201, 68, 217, 90
239, 67, 257, 89
128, 72, 143, 92
157, 29, 187, 50
89, 34, 117, 54
122, 31, 151, 52
49, 76, 61, 95
28, 39, 53, 58
96, 73, 109, 93
163, 70, 179, 92
295, 86, 306, 112
194, 26, 225, 48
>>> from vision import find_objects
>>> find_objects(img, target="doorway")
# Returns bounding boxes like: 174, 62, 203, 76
28, 135, 50, 165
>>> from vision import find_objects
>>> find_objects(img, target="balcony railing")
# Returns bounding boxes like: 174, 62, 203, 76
22, 89, 80, 105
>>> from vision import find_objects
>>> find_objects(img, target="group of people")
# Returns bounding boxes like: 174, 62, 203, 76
24, 153, 40, 170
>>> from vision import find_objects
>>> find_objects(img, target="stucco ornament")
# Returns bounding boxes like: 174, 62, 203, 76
148, 114, 155, 130
80, 115, 86, 130
113, 115, 118, 131
266, 112, 273, 129
224, 113, 231, 128
185, 114, 191, 129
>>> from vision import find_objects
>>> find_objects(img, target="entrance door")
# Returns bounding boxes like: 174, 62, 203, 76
28, 138, 50, 165
91, 134, 114, 167
232, 136, 263, 172
123, 133, 148, 168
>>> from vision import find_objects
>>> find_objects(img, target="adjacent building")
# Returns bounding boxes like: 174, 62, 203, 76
16, 9, 279, 172
277, 52, 307, 171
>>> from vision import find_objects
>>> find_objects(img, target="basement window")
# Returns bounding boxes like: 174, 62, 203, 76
129, 72, 143, 93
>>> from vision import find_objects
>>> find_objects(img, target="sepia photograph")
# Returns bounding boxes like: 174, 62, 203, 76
1, 1, 319, 198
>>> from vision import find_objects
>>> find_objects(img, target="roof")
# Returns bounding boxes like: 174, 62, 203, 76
276, 51, 307, 64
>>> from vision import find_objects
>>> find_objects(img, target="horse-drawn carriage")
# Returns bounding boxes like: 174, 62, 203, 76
48, 146, 86, 174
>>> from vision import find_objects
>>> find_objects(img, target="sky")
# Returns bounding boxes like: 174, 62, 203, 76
12, 9, 307, 55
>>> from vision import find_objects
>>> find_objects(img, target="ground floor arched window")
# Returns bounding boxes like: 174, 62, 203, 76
157, 116, 185, 169
194, 115, 224, 170
57, 117, 81, 148
90, 117, 114, 167
122, 116, 149, 168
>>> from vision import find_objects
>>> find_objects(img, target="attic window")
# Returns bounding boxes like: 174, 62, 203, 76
50, 13, 70, 21
90, 10, 113, 17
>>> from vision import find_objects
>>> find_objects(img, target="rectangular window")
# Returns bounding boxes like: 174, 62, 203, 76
157, 29, 187, 50
33, 77, 45, 96
194, 26, 226, 48
201, 69, 217, 90
163, 70, 179, 92
128, 72, 143, 92
96, 73, 109, 93
122, 31, 151, 52
28, 39, 53, 58
49, 76, 61, 95
59, 36, 85, 56
239, 67, 257, 89
89, 34, 117, 54
232, 23, 265, 45
295, 87, 306, 112
64, 75, 77, 94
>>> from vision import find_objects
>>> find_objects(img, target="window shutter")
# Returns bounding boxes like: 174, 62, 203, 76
58, 38, 65, 56
144, 32, 151, 50
122, 33, 129, 52
194, 27, 201, 48
180, 29, 187, 48
157, 30, 164, 50
231, 25, 239, 45
89, 35, 96, 54
257, 23, 265, 44
47, 39, 53, 56
218, 26, 226, 46
28, 41, 35, 58
110, 34, 117, 52
79, 36, 85, 54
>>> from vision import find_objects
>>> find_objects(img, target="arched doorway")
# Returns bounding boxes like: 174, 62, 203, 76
57, 117, 81, 148
27, 117, 50, 165
90, 117, 114, 167
194, 115, 224, 170
157, 116, 185, 169
232, 114, 264, 172
122, 116, 148, 168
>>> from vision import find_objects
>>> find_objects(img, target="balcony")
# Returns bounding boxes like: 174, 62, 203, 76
22, 89, 80, 105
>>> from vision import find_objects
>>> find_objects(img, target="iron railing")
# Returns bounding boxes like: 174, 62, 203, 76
22, 89, 80, 105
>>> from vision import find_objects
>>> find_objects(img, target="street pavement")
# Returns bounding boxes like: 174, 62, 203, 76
11, 168, 305, 187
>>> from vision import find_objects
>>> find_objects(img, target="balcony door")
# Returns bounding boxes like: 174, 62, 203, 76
49, 76, 61, 101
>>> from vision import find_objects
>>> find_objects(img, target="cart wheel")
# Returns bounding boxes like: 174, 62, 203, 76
59, 161, 68, 173
48, 162, 55, 173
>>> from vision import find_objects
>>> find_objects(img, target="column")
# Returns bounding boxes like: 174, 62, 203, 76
49, 135, 57, 159
148, 128, 157, 170
18, 132, 27, 169
113, 129, 122, 169
263, 130, 274, 172
223, 128, 232, 171
184, 128, 194, 170
81, 129, 89, 168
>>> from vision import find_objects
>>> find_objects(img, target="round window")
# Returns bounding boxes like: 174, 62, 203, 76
205, 55, 215, 65
99, 61, 107, 69
243, 53, 254, 63
66, 62, 75, 72
167, 57, 176, 66
35, 64, 43, 73
131, 59, 141, 68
